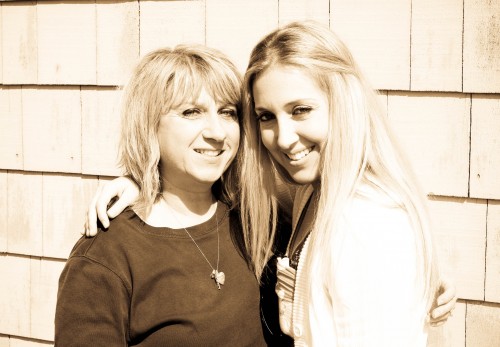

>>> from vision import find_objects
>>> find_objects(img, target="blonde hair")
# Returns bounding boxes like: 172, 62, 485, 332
241, 21, 439, 304
119, 45, 242, 217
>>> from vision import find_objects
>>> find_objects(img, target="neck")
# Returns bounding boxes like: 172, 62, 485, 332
161, 190, 216, 217
145, 179, 217, 228
162, 177, 215, 212
312, 179, 321, 190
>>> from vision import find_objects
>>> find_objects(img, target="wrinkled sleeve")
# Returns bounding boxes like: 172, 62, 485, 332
330, 204, 428, 347
55, 256, 130, 346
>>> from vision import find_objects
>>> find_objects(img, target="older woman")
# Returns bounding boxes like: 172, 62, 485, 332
55, 45, 267, 346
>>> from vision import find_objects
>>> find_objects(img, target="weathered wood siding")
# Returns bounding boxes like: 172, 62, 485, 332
0, 0, 499, 345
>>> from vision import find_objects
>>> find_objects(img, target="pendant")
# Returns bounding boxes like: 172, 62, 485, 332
211, 270, 225, 290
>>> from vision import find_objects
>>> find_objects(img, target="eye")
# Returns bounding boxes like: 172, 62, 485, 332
256, 112, 275, 122
182, 108, 202, 119
219, 107, 238, 120
292, 105, 313, 116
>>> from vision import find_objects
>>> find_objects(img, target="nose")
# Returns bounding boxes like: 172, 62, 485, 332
276, 117, 299, 149
202, 111, 226, 142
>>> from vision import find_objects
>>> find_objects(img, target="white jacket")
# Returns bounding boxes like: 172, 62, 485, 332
276, 185, 428, 346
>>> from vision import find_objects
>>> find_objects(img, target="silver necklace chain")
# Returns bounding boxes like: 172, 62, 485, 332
181, 215, 220, 273
164, 199, 225, 289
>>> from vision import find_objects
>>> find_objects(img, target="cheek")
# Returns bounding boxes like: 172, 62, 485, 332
305, 115, 329, 147
157, 130, 167, 153
259, 125, 276, 151
313, 126, 329, 148
222, 121, 241, 161
158, 136, 174, 161
226, 121, 240, 146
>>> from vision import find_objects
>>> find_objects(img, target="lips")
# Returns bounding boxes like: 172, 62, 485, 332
285, 147, 313, 161
194, 149, 224, 157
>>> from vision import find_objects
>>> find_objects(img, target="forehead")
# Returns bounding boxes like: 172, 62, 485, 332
178, 90, 239, 111
252, 65, 325, 105
169, 82, 236, 111
178, 87, 221, 107
167, 69, 239, 109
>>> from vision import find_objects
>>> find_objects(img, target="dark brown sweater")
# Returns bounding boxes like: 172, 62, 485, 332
55, 202, 266, 346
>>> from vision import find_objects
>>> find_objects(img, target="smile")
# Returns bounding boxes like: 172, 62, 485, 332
285, 147, 313, 161
194, 149, 224, 157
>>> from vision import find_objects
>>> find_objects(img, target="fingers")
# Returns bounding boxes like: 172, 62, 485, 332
431, 295, 457, 320
86, 202, 99, 237
83, 183, 103, 237
429, 296, 457, 329
437, 280, 457, 306
95, 182, 113, 229
427, 310, 451, 327
83, 215, 89, 236
107, 195, 130, 219
107, 178, 139, 218
429, 314, 449, 327
82, 176, 139, 236
426, 277, 457, 324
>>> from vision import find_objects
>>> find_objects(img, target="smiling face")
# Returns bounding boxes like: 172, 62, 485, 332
158, 87, 240, 192
252, 65, 329, 185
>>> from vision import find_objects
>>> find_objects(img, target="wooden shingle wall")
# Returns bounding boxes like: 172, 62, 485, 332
0, 0, 499, 345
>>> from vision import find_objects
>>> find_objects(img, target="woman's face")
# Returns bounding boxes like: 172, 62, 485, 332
252, 65, 329, 185
158, 87, 240, 191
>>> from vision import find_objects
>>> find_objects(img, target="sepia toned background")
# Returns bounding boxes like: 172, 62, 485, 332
0, 0, 499, 346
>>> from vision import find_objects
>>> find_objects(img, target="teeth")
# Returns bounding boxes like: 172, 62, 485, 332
195, 149, 222, 157
286, 148, 312, 161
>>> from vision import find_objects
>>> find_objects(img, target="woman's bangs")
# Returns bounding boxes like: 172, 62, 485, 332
165, 69, 204, 111
204, 67, 241, 110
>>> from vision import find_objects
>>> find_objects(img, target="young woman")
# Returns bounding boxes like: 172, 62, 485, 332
55, 45, 268, 346
84, 22, 457, 345
239, 21, 443, 345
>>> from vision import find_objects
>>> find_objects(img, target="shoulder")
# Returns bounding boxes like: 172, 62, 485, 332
335, 191, 418, 270
71, 209, 139, 255
343, 192, 414, 243
67, 209, 142, 283
332, 191, 422, 301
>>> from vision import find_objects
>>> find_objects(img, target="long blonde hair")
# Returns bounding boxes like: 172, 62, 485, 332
119, 45, 242, 217
241, 21, 439, 303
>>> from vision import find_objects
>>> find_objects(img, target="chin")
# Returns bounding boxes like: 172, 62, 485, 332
195, 177, 221, 185
291, 179, 316, 185
289, 174, 319, 185
194, 172, 225, 185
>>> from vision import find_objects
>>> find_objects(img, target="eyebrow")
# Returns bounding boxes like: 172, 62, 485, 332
176, 101, 237, 111
254, 106, 268, 113
254, 98, 318, 113
219, 103, 237, 109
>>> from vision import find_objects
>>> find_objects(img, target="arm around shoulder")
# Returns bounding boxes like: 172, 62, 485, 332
85, 176, 139, 237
